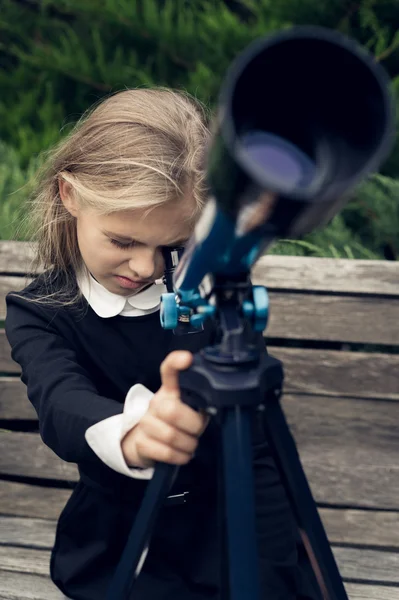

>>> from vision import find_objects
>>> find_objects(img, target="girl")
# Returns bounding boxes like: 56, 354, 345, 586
5, 88, 313, 600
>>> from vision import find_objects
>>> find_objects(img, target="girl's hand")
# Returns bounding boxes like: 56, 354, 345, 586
121, 351, 209, 469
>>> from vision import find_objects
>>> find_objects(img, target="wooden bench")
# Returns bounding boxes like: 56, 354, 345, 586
0, 239, 398, 600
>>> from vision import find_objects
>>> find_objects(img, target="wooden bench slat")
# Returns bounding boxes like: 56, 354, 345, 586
345, 583, 399, 599
2, 241, 399, 296
0, 574, 395, 600
334, 546, 399, 584
0, 377, 36, 419
1, 390, 398, 508
0, 481, 71, 520
0, 332, 20, 373
0, 431, 78, 482
274, 348, 399, 400
282, 393, 399, 509
1, 546, 398, 588
0, 516, 57, 549
265, 292, 399, 344
0, 242, 36, 275
252, 255, 399, 296
1, 347, 397, 421
1, 289, 397, 345
0, 378, 37, 419
321, 508, 399, 548
2, 516, 399, 585
2, 521, 399, 588
1, 285, 398, 346
0, 547, 50, 578
1, 491, 398, 548
0, 570, 64, 600
0, 277, 33, 320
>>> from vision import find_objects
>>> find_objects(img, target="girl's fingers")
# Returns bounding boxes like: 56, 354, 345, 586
159, 351, 193, 393
140, 414, 198, 454
150, 393, 207, 436
134, 431, 194, 466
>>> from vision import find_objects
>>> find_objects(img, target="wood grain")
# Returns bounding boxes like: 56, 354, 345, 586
0, 242, 36, 275
1, 286, 398, 343
265, 292, 399, 344
345, 584, 399, 599
271, 347, 399, 400
0, 570, 64, 600
0, 516, 57, 549
0, 481, 71, 520
0, 572, 395, 600
2, 516, 399, 585
1, 254, 399, 344
0, 431, 78, 482
0, 378, 37, 419
281, 393, 399, 509
252, 255, 399, 296
1, 390, 399, 508
0, 332, 21, 373
1, 513, 399, 599
2, 514, 399, 579
333, 546, 399, 583
2, 241, 399, 296
0, 346, 397, 422
0, 276, 31, 320
1, 493, 399, 548
3, 544, 399, 586
0, 547, 50, 577
320, 508, 399, 548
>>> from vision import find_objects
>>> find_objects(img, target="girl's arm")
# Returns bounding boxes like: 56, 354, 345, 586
5, 293, 126, 467
5, 293, 208, 482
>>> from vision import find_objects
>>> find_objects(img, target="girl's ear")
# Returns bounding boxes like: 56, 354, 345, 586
59, 177, 79, 217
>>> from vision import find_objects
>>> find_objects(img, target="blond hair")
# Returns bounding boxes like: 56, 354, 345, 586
24, 87, 210, 304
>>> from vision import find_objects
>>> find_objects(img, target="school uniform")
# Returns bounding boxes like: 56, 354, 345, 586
5, 270, 317, 600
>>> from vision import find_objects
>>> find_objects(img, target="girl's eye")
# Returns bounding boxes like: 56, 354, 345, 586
110, 239, 136, 250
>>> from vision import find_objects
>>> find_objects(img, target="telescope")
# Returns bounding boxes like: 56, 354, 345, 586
161, 26, 393, 331
109, 26, 394, 600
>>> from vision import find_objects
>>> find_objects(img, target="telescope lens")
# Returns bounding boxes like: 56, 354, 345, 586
241, 131, 316, 192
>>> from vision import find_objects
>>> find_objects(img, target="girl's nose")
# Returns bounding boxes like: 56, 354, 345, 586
128, 247, 158, 281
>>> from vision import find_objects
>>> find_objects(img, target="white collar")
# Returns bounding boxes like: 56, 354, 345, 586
77, 271, 167, 318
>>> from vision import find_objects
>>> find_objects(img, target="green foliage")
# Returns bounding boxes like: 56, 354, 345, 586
0, 75, 66, 167
0, 141, 39, 240
270, 174, 399, 259
0, 0, 398, 258
342, 175, 399, 259
270, 216, 382, 259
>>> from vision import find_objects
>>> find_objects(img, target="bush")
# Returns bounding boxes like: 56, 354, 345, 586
0, 0, 398, 257
0, 141, 40, 240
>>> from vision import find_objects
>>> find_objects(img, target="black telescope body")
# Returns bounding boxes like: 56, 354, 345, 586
207, 26, 394, 247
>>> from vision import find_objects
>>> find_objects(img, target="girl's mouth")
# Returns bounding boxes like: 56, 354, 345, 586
115, 276, 149, 290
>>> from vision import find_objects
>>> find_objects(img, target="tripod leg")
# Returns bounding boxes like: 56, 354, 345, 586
222, 406, 261, 600
107, 463, 179, 600
262, 395, 349, 600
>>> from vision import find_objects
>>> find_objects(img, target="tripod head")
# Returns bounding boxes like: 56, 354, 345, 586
160, 26, 394, 335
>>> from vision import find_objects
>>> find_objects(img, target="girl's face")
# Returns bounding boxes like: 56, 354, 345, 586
60, 183, 196, 296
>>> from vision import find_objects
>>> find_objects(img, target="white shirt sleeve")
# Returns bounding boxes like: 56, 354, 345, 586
85, 384, 155, 480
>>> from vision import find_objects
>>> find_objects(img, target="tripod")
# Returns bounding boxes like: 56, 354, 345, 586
108, 278, 349, 600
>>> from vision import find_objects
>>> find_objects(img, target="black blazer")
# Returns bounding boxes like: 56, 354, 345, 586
6, 272, 315, 600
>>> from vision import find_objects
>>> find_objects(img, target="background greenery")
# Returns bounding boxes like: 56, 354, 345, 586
0, 0, 398, 258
